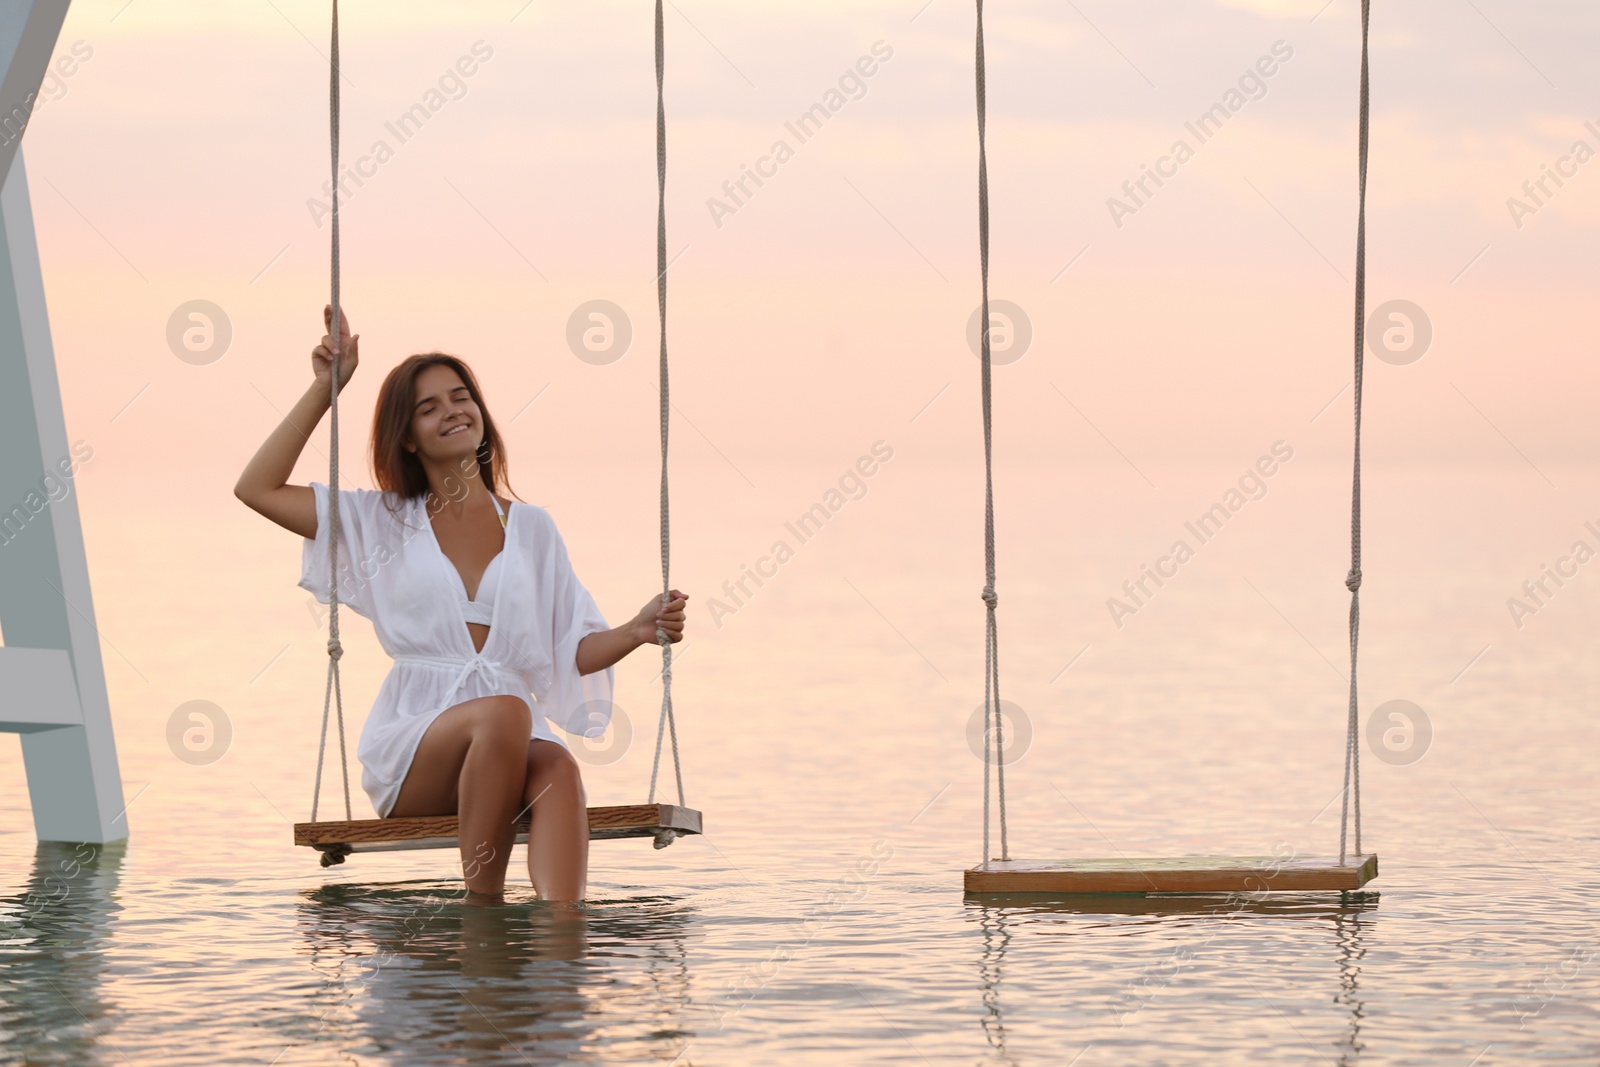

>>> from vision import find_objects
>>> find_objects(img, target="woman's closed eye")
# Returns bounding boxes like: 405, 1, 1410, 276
418, 390, 471, 417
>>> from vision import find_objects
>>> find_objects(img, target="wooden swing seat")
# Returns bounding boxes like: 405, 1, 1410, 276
964, 853, 1377, 895
295, 803, 702, 866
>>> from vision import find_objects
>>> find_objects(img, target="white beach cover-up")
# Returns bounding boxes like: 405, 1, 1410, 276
298, 482, 615, 817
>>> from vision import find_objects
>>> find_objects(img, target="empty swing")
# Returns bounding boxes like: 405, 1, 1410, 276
963, 0, 1379, 895
294, 0, 701, 867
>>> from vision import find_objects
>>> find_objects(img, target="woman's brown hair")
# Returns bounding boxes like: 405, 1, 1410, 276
370, 353, 518, 518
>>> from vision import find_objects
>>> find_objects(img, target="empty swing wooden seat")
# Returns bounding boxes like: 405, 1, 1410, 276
296, 804, 703, 867
964, 854, 1378, 896
959, 0, 1386, 897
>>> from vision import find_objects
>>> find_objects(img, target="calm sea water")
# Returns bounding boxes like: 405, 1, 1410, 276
2, 460, 1597, 1064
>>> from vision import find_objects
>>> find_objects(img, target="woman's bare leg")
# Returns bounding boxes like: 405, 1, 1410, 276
524, 740, 589, 902
390, 695, 532, 901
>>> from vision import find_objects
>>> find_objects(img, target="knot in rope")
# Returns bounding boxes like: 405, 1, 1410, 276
981, 584, 998, 610
1345, 569, 1362, 594
326, 638, 343, 660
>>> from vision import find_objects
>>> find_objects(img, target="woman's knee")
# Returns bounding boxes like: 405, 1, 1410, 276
465, 695, 532, 746
527, 743, 586, 804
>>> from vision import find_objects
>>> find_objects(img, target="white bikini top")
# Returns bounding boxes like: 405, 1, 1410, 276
458, 495, 507, 627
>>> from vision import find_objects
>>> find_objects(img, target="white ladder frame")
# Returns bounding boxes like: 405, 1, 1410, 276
0, 0, 128, 844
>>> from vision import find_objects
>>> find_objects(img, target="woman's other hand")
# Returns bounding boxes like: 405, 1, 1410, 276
634, 589, 688, 646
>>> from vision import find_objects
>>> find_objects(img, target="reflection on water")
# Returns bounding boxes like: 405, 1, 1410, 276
968, 892, 1380, 1066
0, 842, 126, 1067
966, 890, 1380, 919
290, 884, 697, 1066
975, 907, 1018, 1066
1333, 906, 1370, 1066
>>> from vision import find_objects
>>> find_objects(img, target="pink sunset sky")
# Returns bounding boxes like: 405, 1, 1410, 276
5, 0, 1599, 878
22, 0, 1598, 490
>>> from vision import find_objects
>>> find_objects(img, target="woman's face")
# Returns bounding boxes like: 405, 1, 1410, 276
406, 364, 484, 468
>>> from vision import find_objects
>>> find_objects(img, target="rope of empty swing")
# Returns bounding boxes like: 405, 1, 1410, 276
1339, 0, 1372, 867
312, 0, 353, 824
975, 0, 1007, 865
647, 0, 687, 826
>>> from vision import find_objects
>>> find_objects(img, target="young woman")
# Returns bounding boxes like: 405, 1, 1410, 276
235, 306, 687, 904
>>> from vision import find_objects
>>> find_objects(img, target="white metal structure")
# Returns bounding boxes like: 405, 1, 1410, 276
0, 0, 127, 844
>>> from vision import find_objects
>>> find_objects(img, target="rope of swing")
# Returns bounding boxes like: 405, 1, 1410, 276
1338, 0, 1372, 867
975, 0, 1007, 865
647, 0, 688, 820
312, 0, 353, 824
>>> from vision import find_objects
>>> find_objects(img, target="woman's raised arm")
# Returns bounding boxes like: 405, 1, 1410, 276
233, 305, 359, 538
